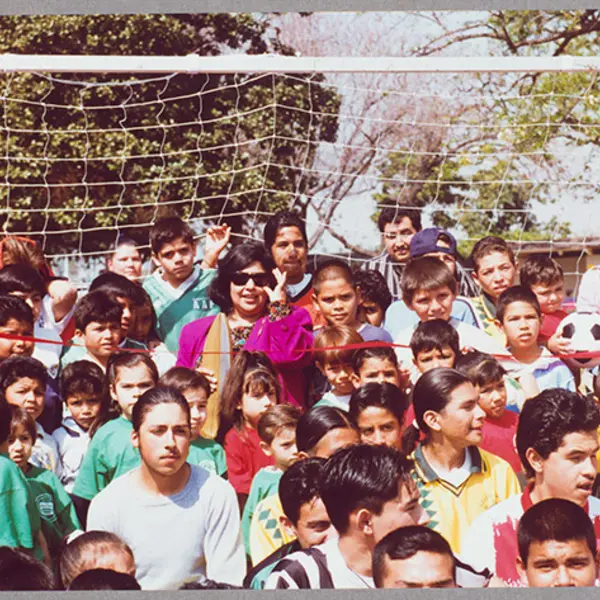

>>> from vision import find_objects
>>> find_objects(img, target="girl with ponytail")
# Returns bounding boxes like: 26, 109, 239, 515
403, 367, 520, 555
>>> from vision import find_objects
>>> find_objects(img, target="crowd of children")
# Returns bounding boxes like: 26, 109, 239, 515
2, 207, 600, 590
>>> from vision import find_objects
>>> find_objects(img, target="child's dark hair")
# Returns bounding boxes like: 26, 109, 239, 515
68, 569, 140, 591
106, 351, 158, 389
208, 242, 275, 314
319, 443, 414, 534
89, 272, 146, 307
263, 210, 308, 250
0, 355, 47, 393
149, 216, 195, 255
0, 264, 46, 298
373, 526, 455, 588
74, 290, 123, 332
219, 350, 280, 434
517, 498, 596, 565
496, 285, 541, 324
353, 269, 393, 313
470, 235, 515, 272
0, 546, 56, 590
296, 405, 355, 455
348, 382, 408, 428
257, 404, 302, 446
312, 258, 355, 296
402, 367, 472, 454
57, 530, 135, 590
159, 366, 211, 398
131, 386, 190, 433
409, 319, 460, 360
455, 351, 506, 388
59, 360, 107, 436
278, 457, 327, 525
8, 405, 37, 444
179, 579, 242, 590
516, 388, 600, 479
401, 257, 457, 307
313, 325, 363, 367
519, 254, 564, 288
0, 294, 34, 328
377, 206, 422, 233
352, 346, 399, 374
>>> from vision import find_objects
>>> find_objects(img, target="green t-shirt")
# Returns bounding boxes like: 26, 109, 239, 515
72, 416, 141, 501
25, 465, 81, 559
0, 454, 44, 560
189, 436, 227, 477
241, 466, 283, 556
143, 266, 219, 355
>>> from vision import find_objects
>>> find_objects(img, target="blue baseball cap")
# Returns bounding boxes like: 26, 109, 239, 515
410, 227, 457, 258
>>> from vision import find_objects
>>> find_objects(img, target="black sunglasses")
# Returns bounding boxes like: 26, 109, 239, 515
231, 272, 271, 287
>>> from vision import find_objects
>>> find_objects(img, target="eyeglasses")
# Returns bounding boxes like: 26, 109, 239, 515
231, 272, 271, 287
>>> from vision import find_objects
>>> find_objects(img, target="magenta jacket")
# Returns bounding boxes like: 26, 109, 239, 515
176, 307, 314, 409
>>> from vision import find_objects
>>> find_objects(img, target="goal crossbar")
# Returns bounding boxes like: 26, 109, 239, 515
1, 53, 600, 74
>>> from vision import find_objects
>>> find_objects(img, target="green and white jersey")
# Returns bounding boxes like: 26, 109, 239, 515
189, 436, 227, 477
143, 265, 219, 355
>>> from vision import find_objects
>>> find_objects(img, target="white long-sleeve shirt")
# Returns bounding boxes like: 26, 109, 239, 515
87, 463, 245, 590
52, 416, 90, 494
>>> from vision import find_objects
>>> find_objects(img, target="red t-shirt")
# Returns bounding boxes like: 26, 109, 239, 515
480, 410, 521, 473
539, 309, 568, 343
224, 426, 275, 495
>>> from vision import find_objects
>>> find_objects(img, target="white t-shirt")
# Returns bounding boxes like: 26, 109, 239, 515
87, 464, 245, 590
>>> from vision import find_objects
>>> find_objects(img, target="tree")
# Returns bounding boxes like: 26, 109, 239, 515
0, 14, 340, 255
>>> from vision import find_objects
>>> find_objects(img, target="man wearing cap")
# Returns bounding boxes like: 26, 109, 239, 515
384, 228, 479, 339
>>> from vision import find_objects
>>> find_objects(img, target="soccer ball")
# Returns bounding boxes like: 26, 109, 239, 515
556, 312, 600, 369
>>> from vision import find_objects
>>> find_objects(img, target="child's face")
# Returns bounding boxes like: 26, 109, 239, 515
284, 496, 334, 550
0, 318, 34, 360
239, 387, 276, 428
320, 361, 354, 395
473, 251, 516, 300
110, 364, 156, 420
5, 377, 45, 421
432, 382, 485, 448
108, 245, 143, 281
183, 385, 208, 439
8, 291, 43, 322
7, 423, 34, 470
114, 296, 134, 338
502, 301, 541, 352
131, 301, 153, 341
356, 406, 403, 450
358, 299, 385, 328
312, 278, 359, 327
354, 357, 400, 388
530, 280, 565, 314
476, 378, 507, 420
269, 426, 299, 470
414, 346, 456, 374
152, 237, 196, 283
81, 321, 121, 360
270, 226, 307, 285
408, 286, 455, 322
66, 393, 102, 431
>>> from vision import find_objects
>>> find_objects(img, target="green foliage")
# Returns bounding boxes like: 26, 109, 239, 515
0, 15, 340, 254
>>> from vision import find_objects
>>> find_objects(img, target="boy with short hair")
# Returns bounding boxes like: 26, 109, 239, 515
372, 526, 456, 589
243, 458, 334, 588
352, 269, 392, 329
460, 388, 600, 586
467, 236, 517, 343
313, 325, 364, 411
265, 444, 430, 589
410, 319, 461, 376
143, 217, 229, 355
311, 258, 393, 343
243, 404, 302, 563
497, 286, 575, 393
53, 360, 105, 493
516, 498, 599, 588
519, 254, 570, 350
0, 355, 61, 478
61, 290, 123, 372
0, 295, 35, 362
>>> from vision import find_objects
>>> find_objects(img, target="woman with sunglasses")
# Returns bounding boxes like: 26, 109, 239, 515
176, 241, 313, 412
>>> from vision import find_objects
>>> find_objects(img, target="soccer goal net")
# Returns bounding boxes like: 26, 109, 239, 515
0, 53, 599, 295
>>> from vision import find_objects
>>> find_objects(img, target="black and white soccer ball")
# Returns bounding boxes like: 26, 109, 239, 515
556, 312, 600, 369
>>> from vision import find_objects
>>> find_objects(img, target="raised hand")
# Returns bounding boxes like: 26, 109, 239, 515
264, 268, 288, 304
195, 365, 218, 395
202, 224, 231, 268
